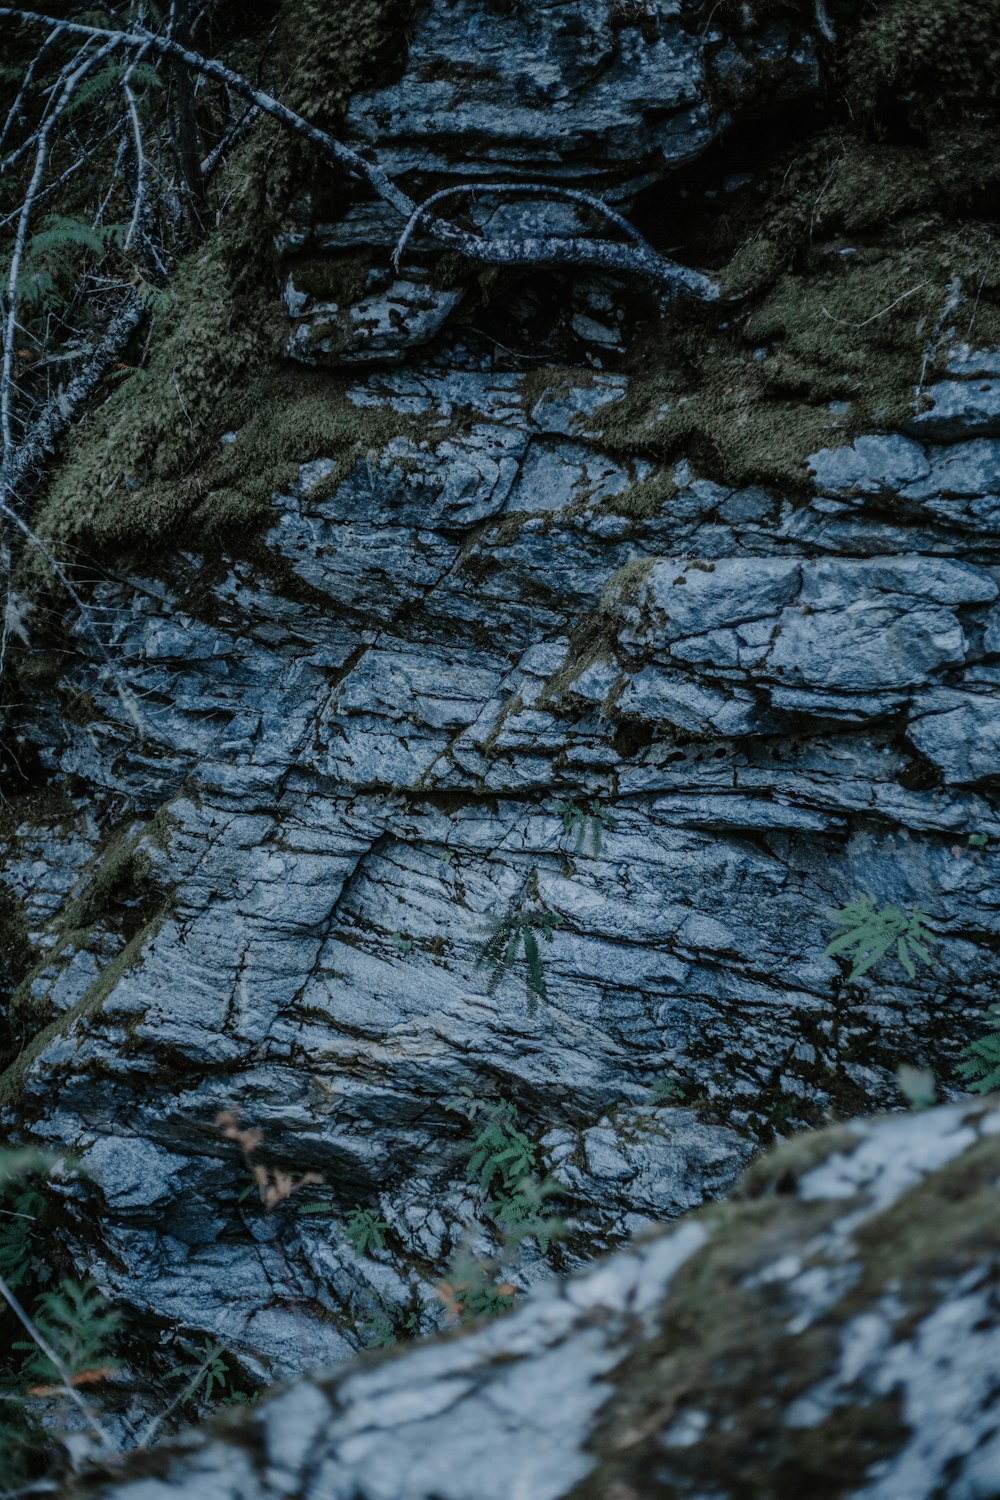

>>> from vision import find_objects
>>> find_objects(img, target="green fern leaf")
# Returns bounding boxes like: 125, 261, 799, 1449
958, 1007, 1000, 1094
523, 929, 544, 997
20, 1278, 118, 1382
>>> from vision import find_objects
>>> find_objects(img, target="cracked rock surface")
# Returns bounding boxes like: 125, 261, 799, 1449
2, 0, 1000, 1420
4, 347, 1000, 1380
62, 1098, 1000, 1500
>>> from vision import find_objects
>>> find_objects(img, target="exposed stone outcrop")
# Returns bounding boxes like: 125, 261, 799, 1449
2, 0, 1000, 1434
61, 1098, 1000, 1500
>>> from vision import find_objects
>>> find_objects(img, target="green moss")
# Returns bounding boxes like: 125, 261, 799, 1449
574, 1112, 1000, 1497
537, 612, 618, 711
0, 821, 170, 1102
600, 558, 654, 610
0, 912, 167, 1115
848, 1133, 1000, 1316
594, 3, 1000, 499
737, 1121, 857, 1197
848, 0, 1000, 126
17, 0, 416, 593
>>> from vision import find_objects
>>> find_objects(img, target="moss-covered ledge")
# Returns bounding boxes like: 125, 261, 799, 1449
59, 1096, 1000, 1500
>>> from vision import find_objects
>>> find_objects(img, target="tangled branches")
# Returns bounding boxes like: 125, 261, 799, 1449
0, 1, 719, 679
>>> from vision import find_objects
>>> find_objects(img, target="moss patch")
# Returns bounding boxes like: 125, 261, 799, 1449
0, 820, 170, 1111
593, 0, 1000, 496
573, 1110, 1000, 1498
19, 0, 416, 592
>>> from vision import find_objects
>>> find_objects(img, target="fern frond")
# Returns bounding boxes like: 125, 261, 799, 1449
19, 1278, 118, 1382
824, 897, 937, 983
958, 1007, 1000, 1094
63, 61, 160, 115
28, 214, 106, 259
523, 928, 544, 997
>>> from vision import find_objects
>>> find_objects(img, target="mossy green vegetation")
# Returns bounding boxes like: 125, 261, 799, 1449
596, 0, 1000, 493
575, 1108, 1000, 1498
20, 0, 416, 592
0, 820, 170, 1111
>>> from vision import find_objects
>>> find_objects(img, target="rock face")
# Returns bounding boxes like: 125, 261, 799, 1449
280, 0, 818, 362
2, 0, 1000, 1420
61, 1098, 1000, 1500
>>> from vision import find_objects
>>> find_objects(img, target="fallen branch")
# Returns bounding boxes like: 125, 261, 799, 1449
3, 290, 145, 503
391, 180, 718, 299
0, 6, 720, 300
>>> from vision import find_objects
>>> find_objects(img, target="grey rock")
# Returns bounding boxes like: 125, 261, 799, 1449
5, 0, 1000, 1427
906, 379, 1000, 441
285, 273, 464, 366
61, 1099, 1000, 1500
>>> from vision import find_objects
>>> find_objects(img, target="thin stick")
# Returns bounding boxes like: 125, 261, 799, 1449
392, 180, 652, 268
0, 6, 720, 299
136, 1339, 223, 1449
820, 280, 929, 331
1, 37, 119, 476
0, 22, 64, 154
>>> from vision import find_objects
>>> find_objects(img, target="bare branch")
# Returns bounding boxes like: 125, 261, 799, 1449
1, 36, 120, 477
121, 76, 148, 252
0, 6, 720, 300
392, 180, 651, 271
5, 290, 145, 500
0, 21, 64, 154
200, 102, 260, 180
391, 180, 719, 299
135, 1339, 224, 1449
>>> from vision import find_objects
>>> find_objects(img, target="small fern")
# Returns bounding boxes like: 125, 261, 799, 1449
15, 1279, 118, 1384
824, 897, 937, 982
648, 1076, 684, 1105
437, 1241, 517, 1324
166, 1339, 230, 1406
476, 904, 564, 1003
360, 1303, 420, 1350
467, 1103, 537, 1197
489, 1176, 565, 1254
0, 1183, 46, 1290
551, 797, 618, 856
64, 60, 162, 116
958, 1005, 1000, 1094
345, 1207, 389, 1258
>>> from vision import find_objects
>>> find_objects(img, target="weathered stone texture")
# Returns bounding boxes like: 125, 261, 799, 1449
60, 1099, 1000, 1500
2, 0, 999, 1424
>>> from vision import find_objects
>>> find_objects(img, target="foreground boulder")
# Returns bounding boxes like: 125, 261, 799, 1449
64, 1096, 1000, 1499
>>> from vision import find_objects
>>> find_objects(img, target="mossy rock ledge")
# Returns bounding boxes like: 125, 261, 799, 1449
62, 1098, 1000, 1499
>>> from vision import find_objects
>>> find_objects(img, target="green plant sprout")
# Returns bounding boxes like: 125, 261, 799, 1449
442, 1085, 482, 1122
551, 797, 618, 856
476, 905, 564, 1003
466, 1101, 538, 1197
958, 1005, 1000, 1094
824, 897, 937, 981
490, 1175, 565, 1254
896, 1064, 937, 1110
454, 1097, 565, 1252
648, 1077, 684, 1105
437, 1240, 518, 1324
165, 1338, 229, 1406
361, 1304, 421, 1350
0, 1181, 47, 1290
345, 1207, 390, 1258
